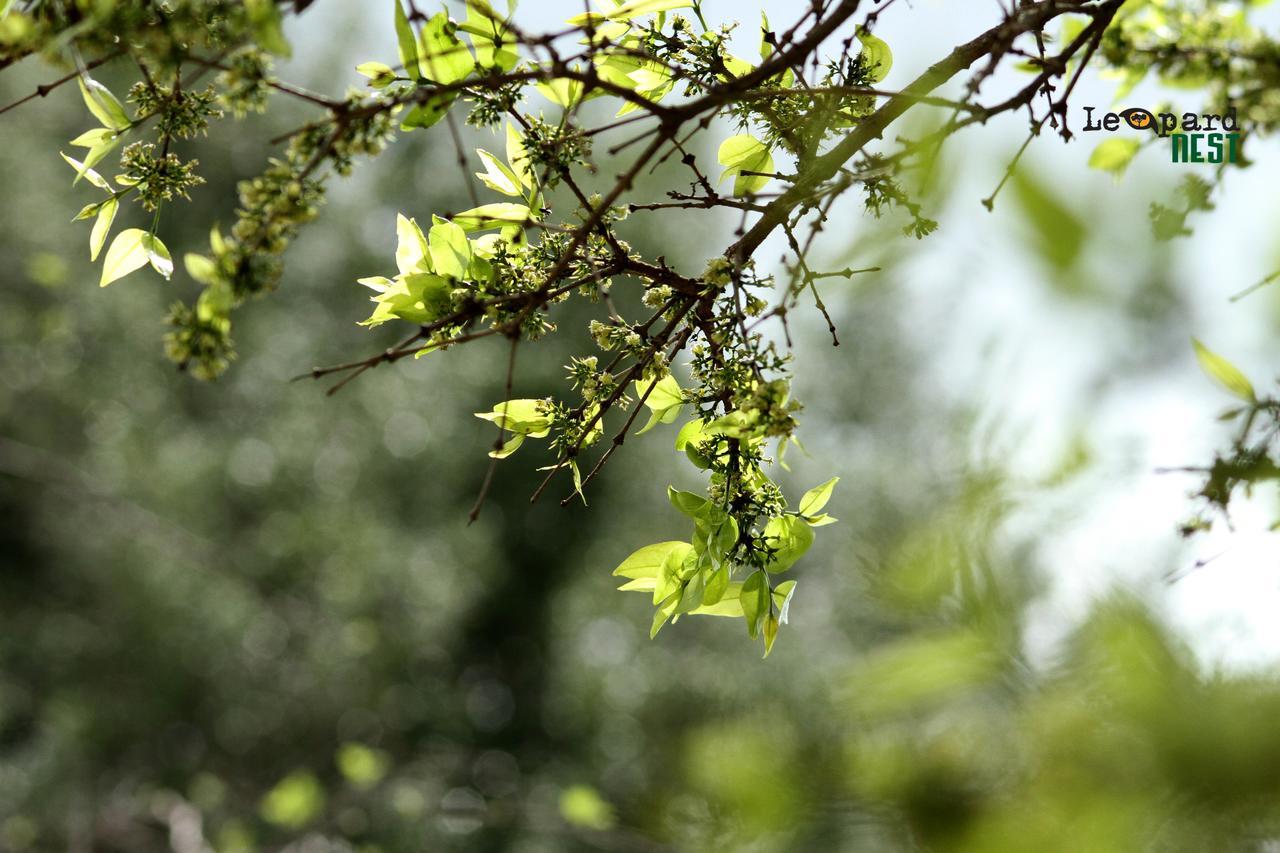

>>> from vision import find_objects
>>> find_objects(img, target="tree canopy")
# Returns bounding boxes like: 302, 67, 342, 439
9, 1, 1280, 850
2, 0, 1277, 651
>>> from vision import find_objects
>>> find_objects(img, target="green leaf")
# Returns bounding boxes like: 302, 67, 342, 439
451, 202, 532, 232
1193, 338, 1255, 402
428, 215, 471, 279
59, 151, 111, 191
604, 0, 692, 21
474, 399, 552, 436
69, 127, 117, 148
506, 123, 534, 189
395, 214, 430, 275
1088, 138, 1142, 176
462, 0, 518, 71
740, 570, 769, 639
798, 477, 838, 516
356, 61, 397, 88
856, 28, 893, 83
635, 373, 684, 434
100, 228, 152, 287
78, 76, 130, 130
771, 579, 797, 624
400, 92, 457, 130
717, 134, 774, 196
762, 515, 814, 573
184, 253, 219, 285
536, 76, 587, 108
474, 148, 522, 196
488, 431, 525, 458
89, 197, 118, 262
762, 611, 780, 657
393, 0, 422, 80
419, 11, 475, 85
143, 233, 173, 279
667, 486, 707, 517
691, 581, 744, 617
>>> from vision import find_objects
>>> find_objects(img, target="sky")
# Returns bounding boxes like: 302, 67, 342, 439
286, 0, 1280, 670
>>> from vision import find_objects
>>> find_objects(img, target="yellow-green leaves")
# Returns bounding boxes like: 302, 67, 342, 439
451, 202, 532, 232
797, 477, 839, 526
1193, 338, 1255, 402
1089, 137, 1142, 176
419, 11, 475, 85
89, 197, 118, 262
395, 214, 430, 275
856, 28, 893, 82
635, 372, 685, 434
475, 148, 522, 196
356, 61, 397, 88
393, 0, 421, 81
613, 540, 689, 590
475, 399, 552, 458
718, 134, 774, 196
762, 515, 813, 573
740, 570, 769, 639
461, 0, 518, 71
78, 76, 130, 131
604, 0, 692, 21
100, 229, 171, 287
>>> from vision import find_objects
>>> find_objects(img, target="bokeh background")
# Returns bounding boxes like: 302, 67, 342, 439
5, 1, 1280, 850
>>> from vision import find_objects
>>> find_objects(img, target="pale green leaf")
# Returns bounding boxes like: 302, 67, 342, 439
717, 134, 774, 196
798, 477, 838, 516
1193, 338, 1255, 402
100, 228, 152, 287
394, 0, 421, 80
1088, 138, 1142, 176
78, 77, 130, 130
856, 28, 893, 83
89, 197, 118, 262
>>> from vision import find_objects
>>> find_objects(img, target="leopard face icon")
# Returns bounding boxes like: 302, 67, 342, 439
1120, 108, 1155, 130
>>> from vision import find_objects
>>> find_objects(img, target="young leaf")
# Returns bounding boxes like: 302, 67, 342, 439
798, 477, 838, 516
451, 203, 532, 232
356, 62, 397, 88
635, 373, 684, 434
89, 197, 118, 262
142, 233, 173, 279
740, 570, 769, 639
400, 92, 457, 131
604, 0, 692, 21
488, 432, 525, 458
393, 0, 422, 80
419, 11, 475, 84
59, 151, 111, 192
856, 28, 893, 82
762, 515, 814, 573
506, 124, 534, 189
613, 541, 687, 579
1193, 338, 1255, 402
395, 214, 430, 275
99, 228, 152, 287
78, 77, 131, 130
771, 579, 797, 624
474, 149, 522, 196
1088, 138, 1142, 176
762, 611, 780, 657
717, 134, 774, 196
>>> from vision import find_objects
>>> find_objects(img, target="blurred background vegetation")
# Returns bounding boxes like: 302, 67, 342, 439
5, 3, 1280, 851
